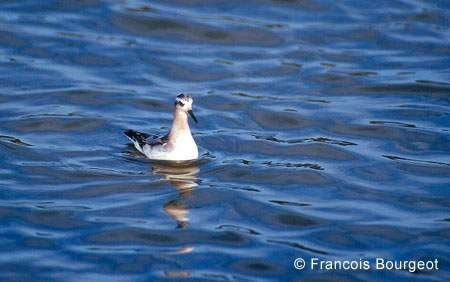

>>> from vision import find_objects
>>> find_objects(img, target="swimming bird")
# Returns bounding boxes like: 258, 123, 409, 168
124, 94, 198, 161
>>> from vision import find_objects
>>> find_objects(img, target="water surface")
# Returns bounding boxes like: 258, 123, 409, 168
1, 0, 450, 281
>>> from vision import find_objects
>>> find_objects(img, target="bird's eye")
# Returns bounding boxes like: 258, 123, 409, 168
175, 100, 185, 107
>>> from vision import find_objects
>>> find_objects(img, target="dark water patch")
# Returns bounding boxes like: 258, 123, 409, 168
201, 135, 359, 161
233, 198, 326, 230
254, 135, 357, 146
200, 94, 250, 111
271, 0, 329, 11
152, 58, 234, 82
249, 109, 314, 129
383, 155, 450, 167
281, 61, 302, 69
130, 98, 172, 111
270, 200, 310, 207
112, 12, 284, 47
45, 180, 168, 199
310, 71, 359, 87
216, 224, 260, 236
214, 58, 234, 65
228, 51, 268, 61
17, 164, 139, 188
349, 163, 401, 183
370, 120, 416, 128
209, 164, 330, 186
4, 116, 105, 133
327, 122, 450, 153
0, 30, 27, 47
320, 62, 336, 67
306, 99, 330, 104
231, 259, 284, 275
223, 159, 323, 171
261, 161, 323, 170
125, 5, 157, 14
345, 224, 412, 243
57, 31, 85, 39
416, 79, 450, 86
87, 227, 250, 247
393, 161, 450, 179
87, 227, 178, 245
308, 227, 391, 252
228, 186, 261, 193
35, 204, 92, 211
360, 82, 450, 95
22, 237, 56, 249
230, 92, 273, 100
2, 206, 94, 230
0, 135, 32, 146
71, 53, 120, 67
248, 63, 300, 78
349, 71, 378, 76
276, 213, 319, 227
267, 239, 328, 255
380, 108, 450, 123
45, 89, 129, 107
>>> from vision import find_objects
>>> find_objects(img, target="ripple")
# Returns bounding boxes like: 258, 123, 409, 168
382, 155, 450, 167
269, 200, 310, 207
0, 135, 32, 146
370, 120, 416, 128
216, 224, 260, 235
261, 161, 323, 170
267, 239, 328, 255
254, 135, 357, 146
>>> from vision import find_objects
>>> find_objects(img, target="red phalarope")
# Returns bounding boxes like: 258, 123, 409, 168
125, 94, 198, 161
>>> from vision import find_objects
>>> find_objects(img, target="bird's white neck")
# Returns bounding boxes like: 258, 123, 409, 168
169, 109, 191, 140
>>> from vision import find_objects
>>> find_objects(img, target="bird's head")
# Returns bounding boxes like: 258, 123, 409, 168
174, 94, 197, 123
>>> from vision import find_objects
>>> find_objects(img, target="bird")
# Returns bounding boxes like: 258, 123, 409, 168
124, 94, 199, 161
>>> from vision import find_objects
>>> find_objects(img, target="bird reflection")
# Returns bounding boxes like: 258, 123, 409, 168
151, 161, 199, 278
151, 160, 199, 229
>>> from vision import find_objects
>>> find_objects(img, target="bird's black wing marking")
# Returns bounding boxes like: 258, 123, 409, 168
149, 133, 169, 146
124, 130, 150, 147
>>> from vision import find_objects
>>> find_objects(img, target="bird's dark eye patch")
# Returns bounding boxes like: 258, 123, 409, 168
175, 100, 185, 107
177, 94, 185, 99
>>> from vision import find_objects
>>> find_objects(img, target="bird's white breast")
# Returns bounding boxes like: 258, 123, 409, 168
143, 133, 198, 161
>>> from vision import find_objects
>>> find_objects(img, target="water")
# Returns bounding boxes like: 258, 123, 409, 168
1, 0, 449, 281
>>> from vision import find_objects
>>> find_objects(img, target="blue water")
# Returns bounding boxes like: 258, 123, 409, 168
0, 0, 449, 281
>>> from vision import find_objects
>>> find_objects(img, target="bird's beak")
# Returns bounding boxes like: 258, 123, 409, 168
187, 110, 198, 123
